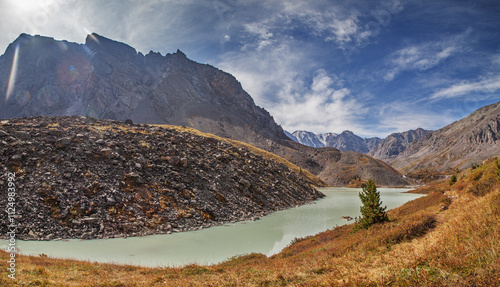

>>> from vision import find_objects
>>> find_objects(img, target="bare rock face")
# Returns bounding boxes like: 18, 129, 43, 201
0, 33, 289, 146
390, 101, 500, 173
0, 116, 323, 240
368, 128, 431, 160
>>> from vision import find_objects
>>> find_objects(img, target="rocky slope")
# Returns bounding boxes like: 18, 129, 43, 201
0, 116, 323, 240
260, 142, 411, 187
390, 101, 500, 173
0, 33, 409, 187
316, 151, 410, 187
288, 130, 381, 153
368, 128, 431, 160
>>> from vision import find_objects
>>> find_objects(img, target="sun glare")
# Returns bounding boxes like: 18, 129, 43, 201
6, 44, 20, 101
7, 0, 45, 12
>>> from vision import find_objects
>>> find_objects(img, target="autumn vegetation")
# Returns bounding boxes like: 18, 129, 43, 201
1, 158, 500, 286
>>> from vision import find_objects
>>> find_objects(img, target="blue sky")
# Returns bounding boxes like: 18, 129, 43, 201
1, 0, 499, 137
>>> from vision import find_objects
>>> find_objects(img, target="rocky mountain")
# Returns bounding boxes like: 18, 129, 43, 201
286, 130, 337, 148
288, 130, 381, 153
0, 33, 288, 145
389, 101, 500, 173
368, 128, 431, 160
0, 116, 324, 240
0, 33, 410, 187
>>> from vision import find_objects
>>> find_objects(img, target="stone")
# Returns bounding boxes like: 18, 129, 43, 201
179, 157, 188, 167
239, 179, 251, 188
0, 129, 9, 137
168, 156, 180, 165
56, 137, 73, 148
98, 148, 112, 157
11, 154, 23, 161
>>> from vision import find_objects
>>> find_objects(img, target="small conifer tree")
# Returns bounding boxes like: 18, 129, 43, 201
354, 180, 388, 231
449, 174, 457, 185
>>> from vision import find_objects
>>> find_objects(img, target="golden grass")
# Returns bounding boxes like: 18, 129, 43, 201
3, 158, 500, 286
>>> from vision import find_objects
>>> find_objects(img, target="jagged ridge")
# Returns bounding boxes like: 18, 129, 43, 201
390, 101, 500, 173
288, 130, 381, 153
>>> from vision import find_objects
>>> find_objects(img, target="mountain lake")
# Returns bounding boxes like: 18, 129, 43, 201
2, 187, 423, 267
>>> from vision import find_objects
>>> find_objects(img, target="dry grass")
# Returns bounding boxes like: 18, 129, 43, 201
3, 158, 500, 286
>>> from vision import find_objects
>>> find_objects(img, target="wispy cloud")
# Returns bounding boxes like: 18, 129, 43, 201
375, 101, 456, 134
383, 29, 472, 81
430, 75, 500, 100
237, 0, 402, 53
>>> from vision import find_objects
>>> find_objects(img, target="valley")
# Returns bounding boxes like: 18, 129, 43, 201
1, 158, 499, 286
5, 187, 422, 267
0, 29, 499, 286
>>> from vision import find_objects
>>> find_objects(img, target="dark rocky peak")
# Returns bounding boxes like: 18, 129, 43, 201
368, 128, 432, 160
174, 49, 187, 58
340, 130, 355, 135
146, 50, 163, 58
364, 137, 383, 150
2, 34, 60, 58
84, 33, 138, 59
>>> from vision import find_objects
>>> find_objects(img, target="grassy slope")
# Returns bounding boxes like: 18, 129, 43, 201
2, 159, 500, 286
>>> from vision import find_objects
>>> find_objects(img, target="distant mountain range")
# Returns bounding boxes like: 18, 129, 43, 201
288, 101, 500, 176
287, 130, 381, 153
389, 101, 500, 173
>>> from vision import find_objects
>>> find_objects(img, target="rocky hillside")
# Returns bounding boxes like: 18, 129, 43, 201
368, 128, 431, 160
316, 151, 410, 187
390, 101, 500, 173
0, 33, 409, 187
261, 142, 411, 187
288, 130, 381, 153
0, 116, 323, 240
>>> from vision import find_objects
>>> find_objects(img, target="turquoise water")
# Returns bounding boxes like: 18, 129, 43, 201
2, 187, 422, 267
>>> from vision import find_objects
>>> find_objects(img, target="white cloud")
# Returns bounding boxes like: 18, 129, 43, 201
271, 69, 366, 134
218, 41, 368, 134
430, 75, 500, 100
492, 54, 500, 65
383, 29, 471, 81
237, 1, 388, 53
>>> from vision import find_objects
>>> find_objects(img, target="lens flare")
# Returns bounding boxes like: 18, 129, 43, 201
6, 44, 20, 101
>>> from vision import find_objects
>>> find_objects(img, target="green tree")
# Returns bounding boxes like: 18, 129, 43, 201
449, 174, 457, 185
354, 180, 389, 231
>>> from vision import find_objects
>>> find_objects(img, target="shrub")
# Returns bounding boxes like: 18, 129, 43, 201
449, 174, 457, 185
